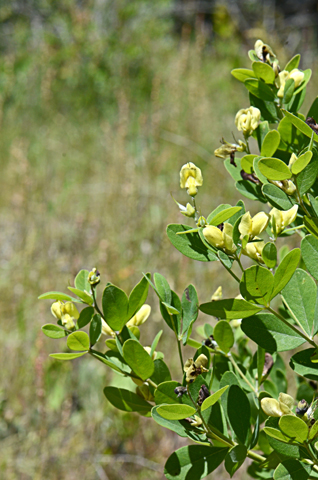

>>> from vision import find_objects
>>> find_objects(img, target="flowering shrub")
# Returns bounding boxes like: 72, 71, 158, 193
40, 40, 318, 479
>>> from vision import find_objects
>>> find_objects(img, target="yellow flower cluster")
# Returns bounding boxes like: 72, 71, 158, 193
51, 301, 79, 330
261, 393, 294, 417
203, 223, 236, 255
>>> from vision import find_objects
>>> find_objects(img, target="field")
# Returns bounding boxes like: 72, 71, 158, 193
0, 2, 317, 478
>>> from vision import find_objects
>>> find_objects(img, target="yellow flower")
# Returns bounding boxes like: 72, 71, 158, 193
184, 354, 209, 383
61, 302, 79, 320
235, 107, 260, 136
144, 346, 158, 360
88, 267, 100, 286
127, 305, 151, 327
270, 205, 298, 235
254, 39, 276, 63
242, 239, 265, 263
51, 300, 63, 320
61, 313, 75, 330
269, 179, 296, 196
277, 69, 304, 98
211, 286, 222, 301
180, 162, 203, 197
203, 223, 236, 255
239, 211, 269, 240
288, 153, 298, 168
101, 319, 115, 337
261, 392, 294, 417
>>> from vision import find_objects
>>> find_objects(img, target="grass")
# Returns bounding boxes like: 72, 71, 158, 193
1, 5, 317, 478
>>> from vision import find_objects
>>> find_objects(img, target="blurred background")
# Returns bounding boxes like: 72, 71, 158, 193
1, 1, 318, 478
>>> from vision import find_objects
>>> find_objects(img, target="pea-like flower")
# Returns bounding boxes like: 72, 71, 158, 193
269, 179, 296, 196
203, 223, 237, 255
235, 107, 261, 137
88, 267, 100, 286
277, 69, 304, 98
242, 238, 265, 263
180, 162, 203, 197
127, 304, 151, 328
270, 205, 298, 235
101, 319, 115, 337
239, 211, 270, 240
214, 139, 246, 159
184, 354, 209, 383
254, 39, 276, 63
261, 393, 294, 417
51, 300, 79, 329
211, 286, 222, 301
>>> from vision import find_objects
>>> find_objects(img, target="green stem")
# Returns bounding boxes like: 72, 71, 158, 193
169, 313, 184, 370
219, 257, 241, 283
267, 307, 316, 347
147, 378, 158, 389
235, 253, 245, 273
282, 224, 305, 234
228, 354, 258, 396
186, 386, 234, 448
92, 287, 105, 320
177, 338, 184, 370
246, 450, 266, 463
295, 181, 311, 217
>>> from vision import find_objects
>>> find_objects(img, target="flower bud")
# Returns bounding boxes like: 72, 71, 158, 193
197, 216, 207, 228
288, 153, 298, 168
203, 225, 224, 249
235, 107, 260, 137
211, 286, 222, 301
180, 162, 203, 197
61, 313, 75, 330
189, 415, 203, 427
184, 355, 209, 383
127, 304, 151, 327
182, 203, 196, 217
296, 399, 309, 416
51, 300, 63, 320
261, 397, 284, 417
270, 205, 298, 235
88, 268, 100, 286
254, 39, 276, 63
278, 392, 294, 414
144, 346, 157, 360
289, 69, 305, 87
277, 69, 304, 98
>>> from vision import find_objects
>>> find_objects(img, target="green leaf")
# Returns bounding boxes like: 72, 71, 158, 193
285, 55, 301, 72
261, 130, 281, 157
67, 331, 90, 351
291, 151, 312, 175
151, 359, 171, 385
225, 445, 247, 478
154, 381, 180, 405
282, 109, 318, 142
38, 291, 79, 302
304, 216, 318, 239
263, 426, 295, 444
181, 284, 199, 344
208, 207, 242, 226
294, 69, 312, 95
201, 386, 229, 412
122, 339, 154, 380
224, 157, 243, 181
290, 348, 318, 380
150, 330, 163, 359
244, 79, 275, 101
160, 290, 182, 334
241, 313, 306, 353
262, 242, 277, 268
235, 180, 267, 203
102, 284, 129, 331
91, 350, 128, 374
227, 385, 250, 444
152, 406, 202, 440
162, 302, 180, 315
74, 269, 91, 292
68, 287, 93, 305
309, 194, 318, 217
252, 61, 275, 84
103, 387, 152, 416
166, 224, 218, 262
281, 269, 317, 336
278, 115, 308, 154
258, 157, 291, 181
249, 92, 278, 123
42, 324, 69, 339
240, 265, 274, 306
164, 445, 228, 480
231, 68, 257, 82
296, 148, 318, 196
241, 154, 257, 174
200, 299, 263, 320
273, 459, 311, 480
279, 415, 308, 443
287, 87, 307, 114
213, 321, 234, 354
127, 274, 150, 319
154, 273, 171, 304
308, 97, 318, 120
271, 249, 301, 298
77, 306, 94, 329
262, 184, 294, 210
157, 404, 196, 421
253, 156, 269, 185
301, 235, 318, 280
49, 352, 87, 360
89, 314, 102, 346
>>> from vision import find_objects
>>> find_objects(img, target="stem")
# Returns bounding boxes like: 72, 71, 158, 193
282, 224, 305, 234
177, 338, 184, 370
295, 181, 311, 217
169, 312, 184, 370
186, 385, 234, 448
147, 378, 158, 389
267, 307, 316, 347
228, 354, 258, 395
219, 257, 241, 283
92, 287, 105, 320
246, 450, 266, 463
235, 253, 245, 273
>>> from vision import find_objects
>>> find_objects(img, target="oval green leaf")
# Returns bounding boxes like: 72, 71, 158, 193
290, 348, 318, 380
157, 404, 196, 420
244, 79, 275, 101
301, 235, 318, 281
167, 224, 218, 262
102, 284, 129, 331
104, 386, 152, 416
49, 352, 88, 360
258, 157, 291, 181
252, 61, 275, 84
67, 331, 90, 351
123, 339, 154, 380
274, 459, 311, 480
42, 324, 68, 339
74, 269, 91, 292
271, 249, 301, 298
38, 291, 80, 302
240, 265, 274, 306
213, 321, 234, 354
260, 130, 281, 157
209, 207, 242, 226
68, 287, 93, 304
200, 298, 263, 320
201, 385, 229, 412
291, 151, 312, 175
231, 68, 257, 82
262, 183, 294, 211
89, 313, 102, 346
279, 415, 308, 443
262, 242, 277, 268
